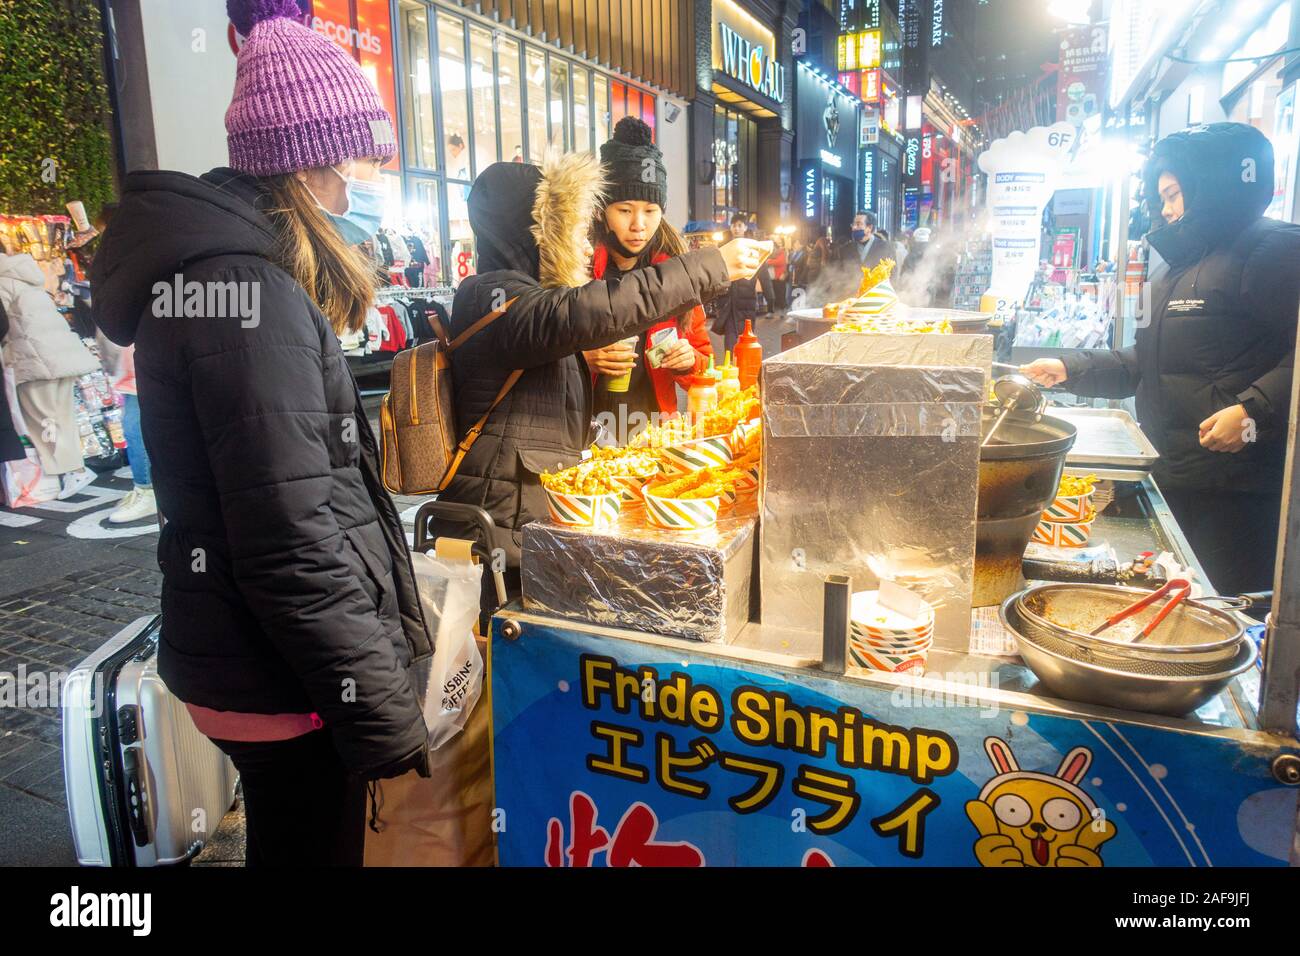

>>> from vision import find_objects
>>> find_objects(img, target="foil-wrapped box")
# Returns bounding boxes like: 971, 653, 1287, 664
521, 502, 757, 643
760, 333, 990, 650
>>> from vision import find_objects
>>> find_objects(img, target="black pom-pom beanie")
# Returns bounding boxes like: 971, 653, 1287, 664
599, 116, 667, 208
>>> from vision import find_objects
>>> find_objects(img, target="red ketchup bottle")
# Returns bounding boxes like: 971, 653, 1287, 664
735, 320, 763, 391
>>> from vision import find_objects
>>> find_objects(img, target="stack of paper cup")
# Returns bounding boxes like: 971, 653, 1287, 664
847, 589, 935, 674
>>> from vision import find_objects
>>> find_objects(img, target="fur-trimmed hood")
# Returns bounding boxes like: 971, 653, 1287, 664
467, 152, 605, 289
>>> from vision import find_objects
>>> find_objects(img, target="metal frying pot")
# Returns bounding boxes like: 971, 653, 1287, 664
1000, 594, 1258, 716
974, 411, 1077, 607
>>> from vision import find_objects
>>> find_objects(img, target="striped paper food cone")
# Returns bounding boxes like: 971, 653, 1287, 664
544, 488, 623, 529
728, 418, 762, 455
1043, 491, 1094, 522
731, 466, 760, 496
642, 485, 721, 530
852, 280, 899, 315
613, 473, 649, 505
657, 435, 733, 476
1032, 510, 1097, 548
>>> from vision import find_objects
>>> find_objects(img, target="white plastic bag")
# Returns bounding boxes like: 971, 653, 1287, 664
409, 550, 485, 750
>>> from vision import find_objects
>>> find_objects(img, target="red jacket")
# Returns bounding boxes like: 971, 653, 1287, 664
591, 245, 713, 414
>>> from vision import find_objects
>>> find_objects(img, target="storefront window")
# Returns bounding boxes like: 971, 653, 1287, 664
407, 178, 445, 287
469, 25, 498, 174
549, 57, 571, 151
526, 46, 547, 162
713, 105, 754, 222
594, 73, 610, 147
610, 81, 626, 126
573, 65, 591, 153
437, 13, 470, 181
499, 37, 524, 164
398, 1, 435, 170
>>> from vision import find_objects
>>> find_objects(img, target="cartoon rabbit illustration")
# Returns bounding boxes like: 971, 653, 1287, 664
965, 736, 1117, 867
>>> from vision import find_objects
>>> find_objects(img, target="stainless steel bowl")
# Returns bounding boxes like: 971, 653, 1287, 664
1017, 583, 1245, 656
1009, 604, 1241, 676
1000, 594, 1257, 716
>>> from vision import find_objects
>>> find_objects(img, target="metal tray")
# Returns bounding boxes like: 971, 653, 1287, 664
1047, 406, 1159, 472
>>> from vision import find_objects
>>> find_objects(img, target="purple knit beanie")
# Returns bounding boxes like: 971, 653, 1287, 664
225, 0, 397, 176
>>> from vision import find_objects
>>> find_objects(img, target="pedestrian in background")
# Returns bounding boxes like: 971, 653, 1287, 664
712, 213, 761, 355
0, 299, 29, 464
0, 252, 97, 499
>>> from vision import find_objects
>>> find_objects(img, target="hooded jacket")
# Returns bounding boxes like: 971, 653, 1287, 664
90, 168, 430, 777
436, 153, 731, 563
0, 253, 98, 385
1063, 123, 1300, 495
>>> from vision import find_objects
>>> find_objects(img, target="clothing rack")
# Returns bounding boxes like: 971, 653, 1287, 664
376, 285, 455, 303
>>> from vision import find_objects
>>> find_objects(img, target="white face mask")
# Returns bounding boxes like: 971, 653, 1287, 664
307, 163, 388, 245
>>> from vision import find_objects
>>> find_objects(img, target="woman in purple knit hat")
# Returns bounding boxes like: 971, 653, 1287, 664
91, 0, 430, 865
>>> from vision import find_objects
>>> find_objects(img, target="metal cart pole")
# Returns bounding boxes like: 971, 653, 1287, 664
1261, 306, 1300, 736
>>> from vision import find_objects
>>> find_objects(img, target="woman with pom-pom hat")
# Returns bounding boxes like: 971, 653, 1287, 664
91, 0, 430, 865
586, 117, 714, 429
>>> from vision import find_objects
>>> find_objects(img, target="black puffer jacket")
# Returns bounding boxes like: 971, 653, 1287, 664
91, 169, 429, 777
1063, 123, 1300, 494
437, 156, 731, 562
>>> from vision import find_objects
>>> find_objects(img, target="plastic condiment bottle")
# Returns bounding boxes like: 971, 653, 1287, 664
717, 351, 741, 402
735, 320, 763, 390
687, 371, 719, 420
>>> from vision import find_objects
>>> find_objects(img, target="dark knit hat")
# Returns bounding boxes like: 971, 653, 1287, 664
600, 117, 667, 208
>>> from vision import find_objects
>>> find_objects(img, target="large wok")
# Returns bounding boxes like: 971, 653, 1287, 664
974, 410, 1077, 607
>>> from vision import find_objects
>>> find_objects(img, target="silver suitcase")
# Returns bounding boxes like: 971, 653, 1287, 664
62, 615, 239, 866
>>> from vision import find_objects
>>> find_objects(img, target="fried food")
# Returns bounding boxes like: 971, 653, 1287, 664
857, 257, 896, 296
833, 313, 952, 334
647, 466, 747, 501
1059, 474, 1098, 497
585, 444, 659, 479
629, 417, 696, 449
699, 386, 761, 438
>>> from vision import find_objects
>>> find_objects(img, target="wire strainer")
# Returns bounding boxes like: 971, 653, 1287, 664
1010, 602, 1244, 677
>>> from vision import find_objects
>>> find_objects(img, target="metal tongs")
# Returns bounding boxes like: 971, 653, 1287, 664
982, 374, 1047, 447
1088, 578, 1193, 643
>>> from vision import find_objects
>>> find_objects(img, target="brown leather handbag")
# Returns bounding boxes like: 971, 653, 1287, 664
380, 297, 520, 496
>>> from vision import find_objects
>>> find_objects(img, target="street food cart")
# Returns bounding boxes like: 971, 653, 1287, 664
473, 326, 1300, 868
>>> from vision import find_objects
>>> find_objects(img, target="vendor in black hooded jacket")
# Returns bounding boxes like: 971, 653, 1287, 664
434, 151, 766, 601
1023, 122, 1300, 594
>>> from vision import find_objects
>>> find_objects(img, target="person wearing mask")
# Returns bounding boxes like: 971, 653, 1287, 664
433, 152, 766, 604
585, 117, 712, 433
834, 211, 890, 271
91, 0, 431, 866
0, 252, 98, 499
1023, 122, 1300, 594
711, 213, 761, 356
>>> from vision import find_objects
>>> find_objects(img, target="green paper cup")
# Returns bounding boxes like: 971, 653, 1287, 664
604, 336, 639, 393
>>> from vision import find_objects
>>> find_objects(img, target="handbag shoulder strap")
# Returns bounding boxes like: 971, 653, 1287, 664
448, 296, 519, 351
438, 367, 523, 493
436, 296, 523, 492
